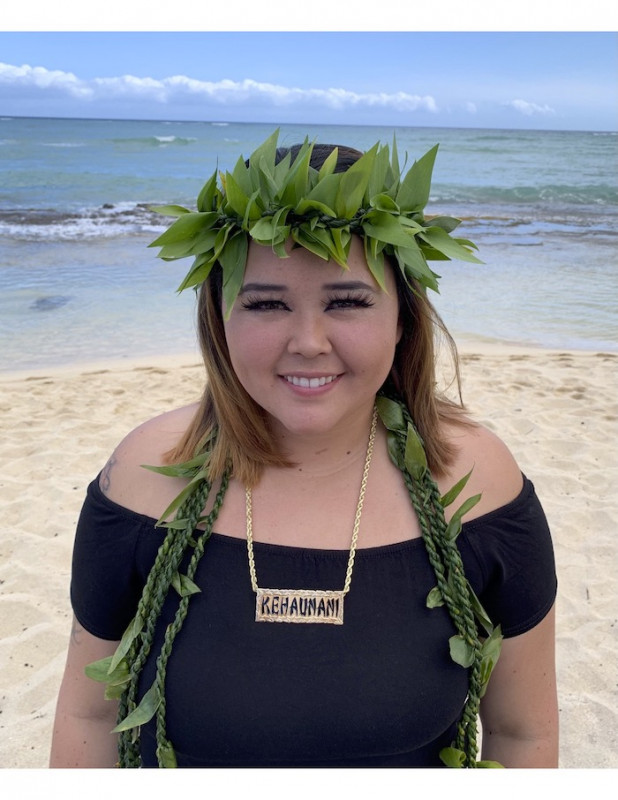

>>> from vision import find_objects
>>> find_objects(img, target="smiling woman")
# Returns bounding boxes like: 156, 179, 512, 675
49, 131, 558, 769
222, 237, 402, 443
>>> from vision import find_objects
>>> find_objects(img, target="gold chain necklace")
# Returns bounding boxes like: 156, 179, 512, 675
245, 407, 378, 625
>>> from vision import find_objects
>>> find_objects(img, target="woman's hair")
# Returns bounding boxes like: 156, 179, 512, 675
165, 143, 467, 485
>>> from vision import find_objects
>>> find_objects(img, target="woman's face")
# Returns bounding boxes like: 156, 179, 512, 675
223, 236, 402, 441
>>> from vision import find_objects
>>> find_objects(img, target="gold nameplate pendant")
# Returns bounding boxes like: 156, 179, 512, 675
255, 588, 344, 625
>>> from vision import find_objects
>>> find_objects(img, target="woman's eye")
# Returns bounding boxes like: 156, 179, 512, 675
326, 294, 374, 310
241, 297, 290, 312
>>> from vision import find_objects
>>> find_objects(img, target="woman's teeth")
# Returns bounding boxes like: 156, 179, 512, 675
285, 375, 337, 388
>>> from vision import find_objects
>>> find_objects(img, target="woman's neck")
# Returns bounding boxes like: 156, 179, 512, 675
268, 408, 376, 479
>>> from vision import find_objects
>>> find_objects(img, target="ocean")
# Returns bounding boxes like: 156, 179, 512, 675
0, 117, 616, 372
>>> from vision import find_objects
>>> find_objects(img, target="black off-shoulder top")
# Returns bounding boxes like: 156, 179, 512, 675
71, 474, 556, 767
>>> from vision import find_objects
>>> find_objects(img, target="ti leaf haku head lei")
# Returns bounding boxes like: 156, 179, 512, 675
86, 131, 503, 768
147, 128, 482, 314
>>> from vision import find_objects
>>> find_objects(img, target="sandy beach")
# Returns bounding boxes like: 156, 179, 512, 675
0, 343, 616, 769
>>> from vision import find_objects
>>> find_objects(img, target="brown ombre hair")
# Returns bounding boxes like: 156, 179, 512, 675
165, 143, 467, 485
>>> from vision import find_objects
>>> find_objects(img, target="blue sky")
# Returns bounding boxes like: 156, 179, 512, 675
0, 30, 616, 131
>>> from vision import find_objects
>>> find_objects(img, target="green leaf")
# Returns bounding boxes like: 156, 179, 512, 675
328, 226, 352, 267
363, 237, 388, 293
155, 474, 205, 527
176, 254, 216, 293
246, 128, 280, 181
449, 634, 476, 668
370, 193, 400, 214
249, 216, 276, 244
84, 656, 116, 683
273, 150, 292, 187
444, 517, 462, 542
317, 146, 339, 180
447, 493, 482, 536
294, 197, 337, 219
426, 586, 444, 609
104, 682, 129, 700
171, 572, 202, 597
142, 452, 208, 479
368, 145, 392, 202
196, 171, 219, 212
280, 143, 313, 207
160, 518, 196, 531
439, 746, 466, 768
242, 189, 263, 227
112, 683, 161, 732
157, 740, 178, 768
305, 226, 348, 268
110, 613, 144, 673
479, 624, 504, 696
395, 144, 438, 212
149, 212, 216, 249
222, 170, 250, 218
476, 759, 505, 768
425, 214, 461, 234
155, 223, 217, 260
335, 142, 378, 218
394, 241, 440, 291
440, 469, 473, 508
404, 422, 428, 480
220, 231, 249, 318
419, 226, 483, 264
302, 172, 340, 215
291, 227, 331, 261
270, 206, 292, 243
468, 585, 495, 637
363, 210, 417, 249
150, 204, 191, 217
375, 396, 406, 433
385, 431, 404, 471
230, 154, 253, 197
255, 158, 280, 206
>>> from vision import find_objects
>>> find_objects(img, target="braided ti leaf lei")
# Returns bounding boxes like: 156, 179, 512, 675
86, 397, 503, 768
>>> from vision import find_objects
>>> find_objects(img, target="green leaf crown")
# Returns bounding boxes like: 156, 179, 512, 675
149, 129, 481, 316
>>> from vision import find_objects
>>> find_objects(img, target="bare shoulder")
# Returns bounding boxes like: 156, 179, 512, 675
438, 419, 524, 522
99, 403, 199, 517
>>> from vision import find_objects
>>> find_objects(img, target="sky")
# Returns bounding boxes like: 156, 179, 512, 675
0, 23, 616, 131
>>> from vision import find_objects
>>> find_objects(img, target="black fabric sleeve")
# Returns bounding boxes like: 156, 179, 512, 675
459, 476, 557, 638
70, 476, 158, 640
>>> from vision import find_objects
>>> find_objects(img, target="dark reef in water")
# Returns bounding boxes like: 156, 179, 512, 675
30, 296, 71, 311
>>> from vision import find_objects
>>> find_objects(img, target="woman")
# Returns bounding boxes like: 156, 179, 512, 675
50, 133, 558, 768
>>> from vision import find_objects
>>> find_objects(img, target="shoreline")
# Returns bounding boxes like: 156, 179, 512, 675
2, 338, 617, 383
0, 345, 617, 768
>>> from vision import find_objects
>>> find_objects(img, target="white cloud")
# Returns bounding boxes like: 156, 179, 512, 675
0, 62, 438, 114
0, 61, 91, 98
505, 98, 556, 116
465, 102, 477, 114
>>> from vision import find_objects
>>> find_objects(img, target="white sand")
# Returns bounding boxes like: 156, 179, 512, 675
0, 344, 616, 768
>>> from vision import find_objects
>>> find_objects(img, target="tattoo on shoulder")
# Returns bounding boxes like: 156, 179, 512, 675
71, 619, 83, 645
100, 454, 117, 495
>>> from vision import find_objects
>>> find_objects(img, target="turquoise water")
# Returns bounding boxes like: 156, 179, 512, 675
1, 117, 616, 371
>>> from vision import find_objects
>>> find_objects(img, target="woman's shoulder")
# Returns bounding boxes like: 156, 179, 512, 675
438, 418, 524, 523
98, 403, 200, 518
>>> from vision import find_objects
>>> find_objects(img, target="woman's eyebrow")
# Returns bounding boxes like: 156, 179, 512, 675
239, 282, 287, 294
322, 281, 377, 292
239, 280, 377, 294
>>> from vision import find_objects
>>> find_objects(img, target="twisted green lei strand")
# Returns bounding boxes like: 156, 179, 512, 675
86, 396, 503, 769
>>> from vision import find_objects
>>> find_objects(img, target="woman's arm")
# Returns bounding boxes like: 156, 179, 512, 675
479, 605, 559, 767
49, 616, 120, 768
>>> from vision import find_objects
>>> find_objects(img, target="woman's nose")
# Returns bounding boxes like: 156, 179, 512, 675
287, 312, 332, 358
